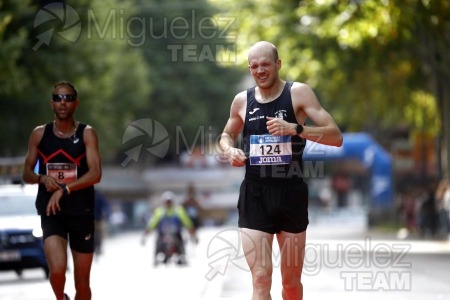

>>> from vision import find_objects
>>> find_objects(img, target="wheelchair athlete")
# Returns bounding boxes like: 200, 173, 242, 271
142, 191, 197, 265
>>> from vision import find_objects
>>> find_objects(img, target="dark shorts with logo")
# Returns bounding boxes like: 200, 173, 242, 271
237, 178, 309, 234
41, 214, 95, 253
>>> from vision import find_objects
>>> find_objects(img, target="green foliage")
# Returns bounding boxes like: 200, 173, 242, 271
0, 0, 38, 156
294, 0, 448, 137
211, 0, 449, 140
3, 0, 448, 169
0, 0, 32, 96
124, 0, 244, 162
0, 0, 151, 161
404, 91, 440, 135
0, 0, 244, 164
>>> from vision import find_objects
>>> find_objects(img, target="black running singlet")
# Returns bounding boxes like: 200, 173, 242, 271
35, 122, 94, 216
242, 82, 306, 184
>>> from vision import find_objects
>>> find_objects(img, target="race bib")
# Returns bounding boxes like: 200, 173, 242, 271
46, 163, 77, 184
249, 135, 292, 165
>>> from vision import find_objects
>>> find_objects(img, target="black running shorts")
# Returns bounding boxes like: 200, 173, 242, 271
41, 214, 95, 253
237, 178, 309, 234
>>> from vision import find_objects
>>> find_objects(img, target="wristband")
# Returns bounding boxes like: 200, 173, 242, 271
61, 184, 71, 195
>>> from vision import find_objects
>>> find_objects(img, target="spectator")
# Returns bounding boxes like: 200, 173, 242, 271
94, 190, 111, 255
182, 182, 203, 231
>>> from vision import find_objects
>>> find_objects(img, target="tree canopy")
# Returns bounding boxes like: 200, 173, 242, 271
1, 0, 449, 174
210, 0, 450, 176
0, 0, 243, 164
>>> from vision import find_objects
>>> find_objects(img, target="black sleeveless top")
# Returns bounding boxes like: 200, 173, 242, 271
243, 82, 306, 185
36, 122, 94, 216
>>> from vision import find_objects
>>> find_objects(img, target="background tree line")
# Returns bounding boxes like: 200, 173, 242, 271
1, 0, 449, 176
0, 0, 243, 164
211, 0, 450, 177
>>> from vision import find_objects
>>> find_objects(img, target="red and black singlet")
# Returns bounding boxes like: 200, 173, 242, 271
36, 122, 94, 216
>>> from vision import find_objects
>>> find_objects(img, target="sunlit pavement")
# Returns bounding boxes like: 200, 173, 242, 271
1, 224, 450, 300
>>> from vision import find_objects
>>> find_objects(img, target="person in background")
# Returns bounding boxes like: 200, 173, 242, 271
331, 172, 351, 208
400, 188, 419, 235
419, 184, 439, 238
22, 81, 102, 300
219, 41, 342, 299
141, 191, 198, 265
94, 189, 111, 256
436, 179, 450, 238
182, 182, 203, 231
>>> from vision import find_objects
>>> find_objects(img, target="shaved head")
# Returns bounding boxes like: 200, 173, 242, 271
248, 41, 279, 62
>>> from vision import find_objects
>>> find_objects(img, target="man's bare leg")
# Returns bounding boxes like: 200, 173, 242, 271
276, 230, 306, 300
71, 250, 94, 300
241, 228, 274, 300
44, 236, 68, 300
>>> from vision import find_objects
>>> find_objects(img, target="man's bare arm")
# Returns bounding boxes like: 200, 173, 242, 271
22, 126, 44, 184
220, 93, 247, 167
292, 82, 343, 147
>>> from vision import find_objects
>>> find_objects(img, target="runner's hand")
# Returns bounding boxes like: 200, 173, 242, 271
266, 117, 296, 136
43, 175, 61, 192
46, 188, 64, 216
224, 146, 247, 167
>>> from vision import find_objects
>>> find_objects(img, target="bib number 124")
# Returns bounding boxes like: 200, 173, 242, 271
259, 144, 281, 155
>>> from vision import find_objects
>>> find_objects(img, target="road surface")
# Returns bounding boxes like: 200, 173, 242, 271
1, 225, 450, 300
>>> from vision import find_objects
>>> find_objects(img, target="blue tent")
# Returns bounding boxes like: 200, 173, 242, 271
302, 132, 393, 209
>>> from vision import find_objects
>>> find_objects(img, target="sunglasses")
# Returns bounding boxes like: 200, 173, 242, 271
52, 94, 77, 102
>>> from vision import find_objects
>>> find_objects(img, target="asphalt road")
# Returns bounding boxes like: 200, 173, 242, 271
1, 225, 450, 300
